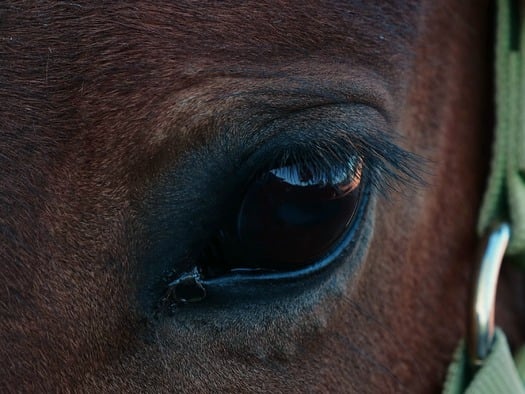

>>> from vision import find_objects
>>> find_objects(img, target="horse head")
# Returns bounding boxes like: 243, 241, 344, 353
1, 1, 523, 392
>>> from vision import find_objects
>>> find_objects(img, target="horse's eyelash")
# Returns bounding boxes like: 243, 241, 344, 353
250, 130, 425, 196
356, 134, 426, 195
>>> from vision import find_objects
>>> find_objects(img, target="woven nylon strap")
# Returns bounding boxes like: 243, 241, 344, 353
443, 329, 525, 394
478, 0, 525, 260
443, 0, 525, 392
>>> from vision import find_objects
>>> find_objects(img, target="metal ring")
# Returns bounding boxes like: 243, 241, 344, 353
467, 222, 511, 368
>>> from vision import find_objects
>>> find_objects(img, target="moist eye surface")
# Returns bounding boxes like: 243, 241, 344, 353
198, 159, 363, 279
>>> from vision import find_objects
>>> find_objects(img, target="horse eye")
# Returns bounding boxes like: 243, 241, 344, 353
199, 160, 363, 279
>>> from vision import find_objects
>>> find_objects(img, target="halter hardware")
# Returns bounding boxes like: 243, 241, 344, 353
467, 223, 511, 368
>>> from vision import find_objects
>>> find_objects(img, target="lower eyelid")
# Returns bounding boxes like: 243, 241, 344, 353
157, 179, 374, 312
170, 187, 376, 309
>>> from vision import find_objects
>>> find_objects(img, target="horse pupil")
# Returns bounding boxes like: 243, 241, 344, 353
200, 163, 362, 278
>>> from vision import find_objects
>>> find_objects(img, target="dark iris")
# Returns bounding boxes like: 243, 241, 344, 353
199, 160, 363, 278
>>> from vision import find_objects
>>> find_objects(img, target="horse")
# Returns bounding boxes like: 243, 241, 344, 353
1, 1, 524, 392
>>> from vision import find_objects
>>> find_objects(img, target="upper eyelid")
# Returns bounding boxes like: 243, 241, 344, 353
229, 102, 422, 195
149, 71, 394, 148
141, 76, 423, 208
155, 99, 422, 206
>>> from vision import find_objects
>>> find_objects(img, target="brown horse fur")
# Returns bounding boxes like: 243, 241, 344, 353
1, 1, 524, 392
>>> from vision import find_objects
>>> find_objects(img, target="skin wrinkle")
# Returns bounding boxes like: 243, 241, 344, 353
147, 69, 395, 149
1, 1, 524, 393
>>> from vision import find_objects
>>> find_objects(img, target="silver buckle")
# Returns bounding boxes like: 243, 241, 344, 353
467, 222, 511, 368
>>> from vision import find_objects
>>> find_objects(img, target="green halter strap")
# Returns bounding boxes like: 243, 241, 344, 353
443, 0, 525, 392
478, 0, 525, 260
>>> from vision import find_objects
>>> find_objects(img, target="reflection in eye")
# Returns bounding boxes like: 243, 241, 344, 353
199, 158, 363, 278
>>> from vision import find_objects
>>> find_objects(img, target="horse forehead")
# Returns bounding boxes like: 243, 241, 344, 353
43, 2, 420, 55
6, 1, 421, 91
1, 1, 422, 177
